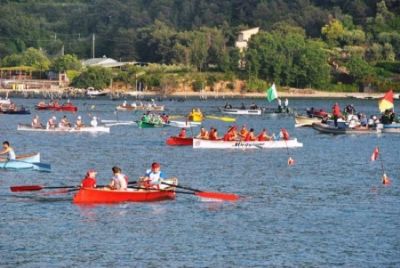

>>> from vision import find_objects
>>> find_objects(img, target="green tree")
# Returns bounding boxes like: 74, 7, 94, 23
321, 19, 345, 46
72, 67, 113, 89
345, 55, 374, 87
52, 54, 82, 72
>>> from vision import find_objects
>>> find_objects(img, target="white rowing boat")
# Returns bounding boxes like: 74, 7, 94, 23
168, 120, 201, 128
192, 138, 303, 149
219, 107, 262, 115
17, 124, 110, 133
101, 120, 136, 127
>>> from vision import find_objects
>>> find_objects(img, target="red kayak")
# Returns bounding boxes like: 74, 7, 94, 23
166, 136, 193, 146
35, 102, 78, 112
73, 188, 176, 204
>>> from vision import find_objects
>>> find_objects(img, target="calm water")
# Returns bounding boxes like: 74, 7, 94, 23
0, 97, 399, 267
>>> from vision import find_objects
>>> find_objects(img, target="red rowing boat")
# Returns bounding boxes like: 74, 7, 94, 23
166, 136, 193, 146
35, 102, 78, 112
73, 188, 176, 204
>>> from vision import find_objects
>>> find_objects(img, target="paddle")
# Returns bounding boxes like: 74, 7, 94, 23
10, 180, 140, 193
206, 115, 236, 123
161, 182, 240, 201
280, 128, 295, 166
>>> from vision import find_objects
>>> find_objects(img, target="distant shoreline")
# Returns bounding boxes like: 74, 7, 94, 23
0, 88, 394, 100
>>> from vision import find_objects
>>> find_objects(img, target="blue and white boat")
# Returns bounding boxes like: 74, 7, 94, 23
0, 152, 51, 172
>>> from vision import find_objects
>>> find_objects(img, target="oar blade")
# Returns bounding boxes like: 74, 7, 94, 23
195, 191, 240, 201
10, 185, 43, 192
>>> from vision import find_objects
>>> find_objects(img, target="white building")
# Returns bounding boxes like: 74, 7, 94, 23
235, 27, 260, 52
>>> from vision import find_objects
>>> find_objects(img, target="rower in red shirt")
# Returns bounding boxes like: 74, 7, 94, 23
80, 169, 97, 188
244, 128, 257, 141
223, 126, 237, 141
209, 128, 219, 140
257, 128, 271, 141
178, 128, 186, 138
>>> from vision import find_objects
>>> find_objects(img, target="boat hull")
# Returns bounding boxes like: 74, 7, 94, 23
192, 138, 303, 149
168, 121, 201, 128
35, 104, 78, 112
295, 115, 321, 127
17, 124, 110, 133
73, 188, 176, 204
137, 121, 166, 128
312, 123, 377, 134
219, 108, 262, 115
166, 136, 193, 146
116, 105, 164, 112
380, 123, 400, 133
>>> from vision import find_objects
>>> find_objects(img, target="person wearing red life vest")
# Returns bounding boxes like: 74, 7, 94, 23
209, 128, 219, 140
108, 166, 128, 190
239, 125, 248, 140
178, 128, 186, 138
80, 169, 97, 188
332, 103, 342, 127
223, 126, 237, 141
257, 129, 271, 141
244, 128, 257, 141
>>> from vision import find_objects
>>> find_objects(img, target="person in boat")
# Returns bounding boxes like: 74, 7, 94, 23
359, 113, 368, 127
257, 129, 272, 141
345, 104, 356, 115
160, 113, 169, 123
240, 103, 246, 110
178, 128, 186, 138
209, 128, 219, 140
332, 102, 342, 127
47, 116, 57, 129
224, 102, 232, 109
108, 166, 128, 190
122, 100, 127, 107
239, 125, 249, 140
389, 109, 395, 124
277, 98, 282, 112
244, 128, 257, 141
223, 126, 238, 141
249, 103, 258, 110
140, 162, 166, 189
59, 115, 71, 128
75, 116, 85, 128
31, 115, 42, 128
80, 169, 97, 189
0, 141, 16, 161
284, 98, 289, 112
196, 127, 209, 139
90, 116, 98, 127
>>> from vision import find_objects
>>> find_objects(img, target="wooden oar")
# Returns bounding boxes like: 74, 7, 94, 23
161, 182, 240, 201
206, 115, 236, 123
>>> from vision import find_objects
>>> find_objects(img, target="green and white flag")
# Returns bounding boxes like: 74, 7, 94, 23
266, 83, 278, 102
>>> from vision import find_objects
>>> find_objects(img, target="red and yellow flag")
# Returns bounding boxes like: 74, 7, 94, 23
379, 89, 394, 112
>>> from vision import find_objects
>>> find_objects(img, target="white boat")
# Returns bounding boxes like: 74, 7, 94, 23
0, 98, 11, 105
101, 120, 136, 127
219, 108, 262, 115
86, 89, 108, 97
0, 152, 40, 163
168, 120, 201, 128
192, 138, 303, 149
116, 102, 164, 112
17, 124, 110, 133
378, 123, 400, 133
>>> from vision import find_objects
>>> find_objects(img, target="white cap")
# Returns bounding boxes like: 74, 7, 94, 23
93, 116, 97, 120
77, 116, 82, 119
52, 116, 56, 120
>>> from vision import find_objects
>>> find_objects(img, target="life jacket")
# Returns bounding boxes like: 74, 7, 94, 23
245, 132, 255, 141
209, 131, 217, 140
240, 129, 248, 137
257, 132, 267, 141
81, 177, 96, 188
178, 129, 186, 138
281, 128, 290, 140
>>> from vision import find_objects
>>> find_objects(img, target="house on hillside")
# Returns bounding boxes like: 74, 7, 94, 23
235, 27, 260, 68
82, 56, 133, 69
235, 27, 260, 52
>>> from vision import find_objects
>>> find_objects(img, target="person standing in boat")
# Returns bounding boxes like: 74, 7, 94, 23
31, 115, 42, 128
141, 162, 166, 189
277, 98, 282, 112
196, 127, 209, 139
284, 98, 289, 112
47, 116, 57, 129
332, 103, 342, 127
80, 169, 97, 189
0, 141, 16, 160
90, 116, 98, 127
108, 166, 128, 190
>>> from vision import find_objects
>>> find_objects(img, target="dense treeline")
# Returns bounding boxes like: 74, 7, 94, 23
0, 0, 400, 91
